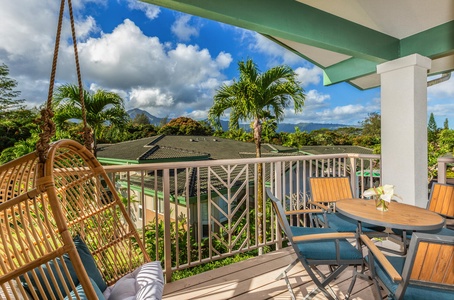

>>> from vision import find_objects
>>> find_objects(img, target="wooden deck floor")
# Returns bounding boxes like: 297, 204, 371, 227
163, 243, 392, 300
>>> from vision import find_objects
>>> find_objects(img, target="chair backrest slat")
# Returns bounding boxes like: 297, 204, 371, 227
310, 177, 353, 202
410, 242, 454, 284
428, 183, 454, 218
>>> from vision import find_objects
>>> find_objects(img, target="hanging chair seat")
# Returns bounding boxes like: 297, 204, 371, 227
0, 139, 162, 299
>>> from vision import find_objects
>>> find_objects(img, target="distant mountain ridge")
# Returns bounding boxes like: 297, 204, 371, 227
127, 108, 352, 133
127, 108, 163, 126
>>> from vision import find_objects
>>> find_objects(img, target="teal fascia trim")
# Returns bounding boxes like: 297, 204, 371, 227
401, 21, 454, 58
142, 0, 399, 62
323, 58, 379, 86
98, 157, 138, 165
118, 181, 187, 206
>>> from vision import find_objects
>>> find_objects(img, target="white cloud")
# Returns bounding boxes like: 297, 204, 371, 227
125, 0, 160, 20
428, 76, 454, 99
185, 110, 209, 120
75, 16, 100, 40
171, 15, 199, 41
305, 89, 330, 105
295, 66, 322, 87
216, 52, 233, 69
129, 87, 174, 108
0, 0, 233, 119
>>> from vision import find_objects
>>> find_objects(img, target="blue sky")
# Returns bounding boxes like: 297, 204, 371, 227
1, 0, 453, 126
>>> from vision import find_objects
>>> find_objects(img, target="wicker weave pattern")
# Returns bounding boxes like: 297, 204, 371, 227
0, 140, 149, 299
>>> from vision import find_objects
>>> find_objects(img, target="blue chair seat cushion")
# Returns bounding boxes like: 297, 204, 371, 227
19, 235, 108, 298
20, 255, 78, 299
290, 226, 362, 261
392, 227, 454, 238
317, 213, 385, 232
366, 255, 454, 299
64, 277, 105, 300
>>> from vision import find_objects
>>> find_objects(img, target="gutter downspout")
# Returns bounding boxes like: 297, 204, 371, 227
427, 72, 451, 86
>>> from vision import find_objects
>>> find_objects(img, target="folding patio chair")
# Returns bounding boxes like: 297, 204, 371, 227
309, 177, 385, 234
361, 232, 454, 300
266, 188, 363, 300
392, 183, 454, 247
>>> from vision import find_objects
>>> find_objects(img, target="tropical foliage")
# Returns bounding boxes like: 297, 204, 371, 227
158, 116, 213, 136
53, 84, 130, 155
143, 201, 273, 281
208, 59, 305, 248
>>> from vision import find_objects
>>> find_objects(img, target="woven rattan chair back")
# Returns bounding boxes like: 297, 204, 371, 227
0, 139, 149, 299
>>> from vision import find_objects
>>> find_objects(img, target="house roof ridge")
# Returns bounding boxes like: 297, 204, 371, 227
160, 145, 209, 156
138, 145, 160, 160
146, 134, 166, 146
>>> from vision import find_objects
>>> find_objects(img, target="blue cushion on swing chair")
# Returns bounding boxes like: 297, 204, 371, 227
71, 236, 108, 292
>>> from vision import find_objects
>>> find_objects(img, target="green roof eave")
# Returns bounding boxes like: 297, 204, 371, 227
401, 21, 454, 58
323, 58, 378, 86
119, 181, 187, 206
142, 0, 399, 62
323, 21, 454, 85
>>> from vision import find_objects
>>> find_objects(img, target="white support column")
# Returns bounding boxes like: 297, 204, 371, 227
377, 54, 431, 207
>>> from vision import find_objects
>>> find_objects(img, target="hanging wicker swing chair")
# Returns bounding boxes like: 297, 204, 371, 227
0, 0, 162, 299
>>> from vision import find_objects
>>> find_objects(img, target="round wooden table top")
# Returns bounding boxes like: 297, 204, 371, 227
336, 199, 445, 231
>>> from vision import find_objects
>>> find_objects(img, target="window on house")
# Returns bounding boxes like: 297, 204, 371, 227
138, 204, 143, 220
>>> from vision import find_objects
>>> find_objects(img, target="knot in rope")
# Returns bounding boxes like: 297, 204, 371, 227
36, 108, 56, 162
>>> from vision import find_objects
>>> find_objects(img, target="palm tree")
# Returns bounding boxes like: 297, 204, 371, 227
209, 59, 305, 249
53, 84, 129, 156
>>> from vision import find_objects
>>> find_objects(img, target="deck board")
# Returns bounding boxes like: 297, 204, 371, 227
163, 243, 392, 300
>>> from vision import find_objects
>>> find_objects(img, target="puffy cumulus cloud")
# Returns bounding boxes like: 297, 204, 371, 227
74, 19, 232, 117
281, 89, 373, 124
246, 32, 302, 66
428, 103, 454, 125
78, 19, 168, 88
1, 0, 232, 119
0, 0, 105, 107
216, 52, 233, 69
428, 76, 454, 99
305, 90, 330, 105
185, 110, 209, 120
129, 87, 174, 108
171, 15, 200, 41
125, 0, 160, 20
295, 66, 322, 87
76, 16, 100, 40
305, 104, 370, 124
279, 89, 330, 123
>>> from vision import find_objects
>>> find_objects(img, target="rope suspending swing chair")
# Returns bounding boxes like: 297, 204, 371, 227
0, 0, 163, 299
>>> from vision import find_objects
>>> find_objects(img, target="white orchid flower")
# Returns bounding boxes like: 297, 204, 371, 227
363, 184, 401, 202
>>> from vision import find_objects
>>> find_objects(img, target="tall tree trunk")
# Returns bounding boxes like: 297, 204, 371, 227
254, 119, 264, 255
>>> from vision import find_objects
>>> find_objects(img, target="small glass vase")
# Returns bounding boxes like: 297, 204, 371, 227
375, 198, 389, 212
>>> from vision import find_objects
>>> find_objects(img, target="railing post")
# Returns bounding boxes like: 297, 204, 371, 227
275, 162, 283, 250
437, 153, 454, 184
349, 156, 358, 197
163, 169, 173, 283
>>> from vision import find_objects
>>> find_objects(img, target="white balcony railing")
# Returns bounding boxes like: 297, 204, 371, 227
103, 153, 381, 282
437, 153, 454, 184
